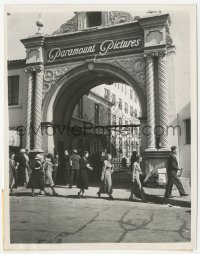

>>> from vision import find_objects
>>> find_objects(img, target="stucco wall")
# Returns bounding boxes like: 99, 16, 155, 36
8, 68, 27, 147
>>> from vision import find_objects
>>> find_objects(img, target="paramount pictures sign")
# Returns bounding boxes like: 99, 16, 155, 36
47, 37, 143, 62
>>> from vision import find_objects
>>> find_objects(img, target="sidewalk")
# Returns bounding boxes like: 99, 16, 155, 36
10, 185, 191, 243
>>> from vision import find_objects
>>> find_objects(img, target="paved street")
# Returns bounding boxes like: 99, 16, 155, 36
10, 186, 191, 243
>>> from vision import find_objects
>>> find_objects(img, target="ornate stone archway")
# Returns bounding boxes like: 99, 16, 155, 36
21, 11, 176, 171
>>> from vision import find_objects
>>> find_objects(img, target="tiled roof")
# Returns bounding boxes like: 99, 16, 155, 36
8, 59, 26, 69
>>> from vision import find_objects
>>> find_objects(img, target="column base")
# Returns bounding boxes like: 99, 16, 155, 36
143, 149, 171, 176
145, 148, 157, 152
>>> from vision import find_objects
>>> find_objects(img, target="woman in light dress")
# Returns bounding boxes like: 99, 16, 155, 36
97, 154, 114, 200
9, 153, 19, 195
129, 155, 146, 202
43, 153, 58, 196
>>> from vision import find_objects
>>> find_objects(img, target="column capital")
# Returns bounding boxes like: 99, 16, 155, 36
24, 65, 44, 73
144, 50, 167, 58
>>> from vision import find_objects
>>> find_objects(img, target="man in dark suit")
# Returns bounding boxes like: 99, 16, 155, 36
164, 146, 188, 198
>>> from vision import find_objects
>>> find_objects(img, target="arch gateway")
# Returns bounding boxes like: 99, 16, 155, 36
16, 11, 179, 173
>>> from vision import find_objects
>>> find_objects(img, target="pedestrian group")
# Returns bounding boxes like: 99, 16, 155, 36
9, 146, 188, 201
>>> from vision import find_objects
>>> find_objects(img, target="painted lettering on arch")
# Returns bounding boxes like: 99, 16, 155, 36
47, 37, 143, 62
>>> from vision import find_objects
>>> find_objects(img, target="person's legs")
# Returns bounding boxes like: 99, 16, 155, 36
31, 188, 36, 196
164, 176, 174, 198
174, 175, 187, 196
51, 185, 58, 195
70, 170, 74, 188
76, 170, 79, 186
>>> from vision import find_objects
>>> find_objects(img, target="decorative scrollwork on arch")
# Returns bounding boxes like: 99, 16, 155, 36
43, 65, 73, 98
107, 57, 146, 92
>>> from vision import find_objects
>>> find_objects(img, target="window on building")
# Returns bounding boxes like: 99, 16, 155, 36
104, 88, 110, 100
112, 94, 116, 104
86, 12, 102, 28
135, 109, 138, 118
125, 120, 128, 131
119, 137, 122, 153
8, 76, 19, 106
125, 102, 128, 114
94, 103, 100, 124
130, 106, 133, 117
112, 114, 116, 125
121, 84, 123, 92
184, 119, 191, 144
77, 97, 83, 118
119, 98, 122, 110
125, 85, 126, 95
134, 94, 137, 103
130, 89, 133, 100
119, 117, 122, 125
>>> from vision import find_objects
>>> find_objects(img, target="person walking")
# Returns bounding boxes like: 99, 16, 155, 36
24, 148, 30, 183
77, 151, 93, 198
129, 155, 146, 202
63, 150, 71, 187
9, 153, 19, 195
43, 153, 58, 196
97, 154, 114, 200
17, 149, 27, 187
164, 146, 188, 198
69, 149, 80, 188
52, 152, 59, 185
27, 154, 48, 197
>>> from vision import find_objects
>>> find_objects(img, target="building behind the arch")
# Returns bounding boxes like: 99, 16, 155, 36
7, 11, 191, 183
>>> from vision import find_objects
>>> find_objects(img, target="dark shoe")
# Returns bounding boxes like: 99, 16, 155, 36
69, 186, 72, 189
180, 193, 189, 197
109, 195, 114, 200
78, 191, 81, 198
164, 195, 174, 198
53, 192, 59, 196
97, 192, 101, 198
82, 195, 87, 199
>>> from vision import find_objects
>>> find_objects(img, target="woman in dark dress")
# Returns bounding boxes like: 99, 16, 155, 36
27, 154, 48, 197
77, 151, 93, 198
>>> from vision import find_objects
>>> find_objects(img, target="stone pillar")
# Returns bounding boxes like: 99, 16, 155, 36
158, 53, 169, 149
24, 69, 33, 150
145, 55, 156, 150
33, 66, 44, 150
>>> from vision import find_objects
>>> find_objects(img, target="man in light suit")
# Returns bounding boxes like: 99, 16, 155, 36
164, 146, 188, 198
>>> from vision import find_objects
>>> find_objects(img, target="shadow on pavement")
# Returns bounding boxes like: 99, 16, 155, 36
145, 194, 191, 208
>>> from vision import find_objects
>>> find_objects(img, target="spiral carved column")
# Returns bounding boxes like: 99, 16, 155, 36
146, 55, 156, 150
33, 66, 44, 150
158, 53, 169, 149
25, 69, 33, 150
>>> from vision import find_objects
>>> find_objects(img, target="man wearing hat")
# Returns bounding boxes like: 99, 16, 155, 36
164, 146, 188, 198
69, 149, 80, 188
17, 149, 28, 187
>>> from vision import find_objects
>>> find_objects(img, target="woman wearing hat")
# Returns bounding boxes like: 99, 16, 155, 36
43, 153, 58, 196
27, 154, 48, 197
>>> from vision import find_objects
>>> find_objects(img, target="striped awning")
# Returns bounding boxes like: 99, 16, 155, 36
9, 130, 20, 147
